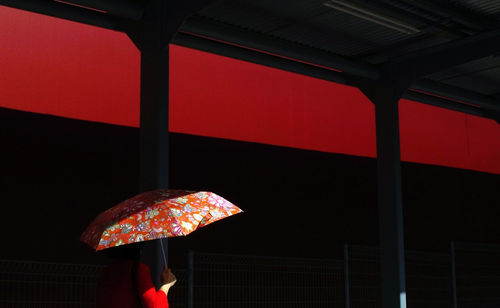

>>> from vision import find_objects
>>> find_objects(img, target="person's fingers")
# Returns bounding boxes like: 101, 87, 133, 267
161, 268, 177, 285
169, 271, 176, 280
161, 269, 171, 283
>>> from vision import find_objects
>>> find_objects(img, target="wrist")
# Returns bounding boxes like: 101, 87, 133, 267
160, 284, 171, 295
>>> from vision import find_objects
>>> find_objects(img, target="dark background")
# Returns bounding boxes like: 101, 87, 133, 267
1, 107, 499, 268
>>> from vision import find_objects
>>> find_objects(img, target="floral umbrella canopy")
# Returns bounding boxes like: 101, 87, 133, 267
81, 189, 242, 251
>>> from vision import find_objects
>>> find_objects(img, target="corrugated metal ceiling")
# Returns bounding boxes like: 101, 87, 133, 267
188, 0, 500, 107
196, 0, 427, 57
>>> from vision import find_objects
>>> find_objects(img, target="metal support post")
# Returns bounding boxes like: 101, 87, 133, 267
376, 93, 406, 308
450, 240, 458, 308
188, 250, 194, 308
139, 44, 170, 193
134, 1, 172, 287
128, 0, 215, 288
360, 80, 408, 308
344, 243, 350, 308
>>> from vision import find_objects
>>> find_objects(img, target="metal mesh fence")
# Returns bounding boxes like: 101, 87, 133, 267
0, 259, 188, 308
349, 245, 381, 308
2, 242, 500, 307
405, 250, 452, 308
168, 269, 187, 308
192, 252, 345, 308
455, 242, 500, 308
0, 259, 104, 308
348, 245, 452, 308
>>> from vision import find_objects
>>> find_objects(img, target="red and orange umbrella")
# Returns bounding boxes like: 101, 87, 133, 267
81, 189, 242, 251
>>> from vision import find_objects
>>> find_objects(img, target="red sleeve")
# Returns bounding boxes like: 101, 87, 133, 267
136, 262, 169, 308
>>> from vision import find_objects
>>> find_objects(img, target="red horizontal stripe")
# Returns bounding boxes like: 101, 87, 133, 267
1, 6, 499, 174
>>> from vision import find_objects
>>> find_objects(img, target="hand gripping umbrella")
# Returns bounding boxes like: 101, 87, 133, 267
81, 189, 242, 261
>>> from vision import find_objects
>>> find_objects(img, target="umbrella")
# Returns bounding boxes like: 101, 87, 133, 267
80, 189, 242, 251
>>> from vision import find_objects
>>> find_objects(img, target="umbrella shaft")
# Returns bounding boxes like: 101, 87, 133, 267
160, 239, 168, 266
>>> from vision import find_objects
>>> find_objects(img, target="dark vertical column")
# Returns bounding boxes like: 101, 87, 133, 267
450, 241, 457, 308
187, 250, 194, 308
134, 0, 173, 288
139, 42, 171, 289
129, 0, 215, 289
375, 94, 406, 308
139, 44, 170, 192
360, 81, 407, 308
344, 243, 350, 308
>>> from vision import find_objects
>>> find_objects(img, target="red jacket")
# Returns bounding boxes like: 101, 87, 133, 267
96, 260, 169, 308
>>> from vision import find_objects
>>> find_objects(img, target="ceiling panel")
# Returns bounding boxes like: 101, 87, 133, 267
185, 0, 500, 116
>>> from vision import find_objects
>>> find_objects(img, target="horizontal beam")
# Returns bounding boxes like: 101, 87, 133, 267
61, 0, 145, 20
404, 91, 489, 117
390, 28, 500, 78
173, 32, 352, 85
173, 32, 499, 120
180, 16, 381, 80
411, 79, 500, 112
179, 17, 500, 116
399, 0, 489, 32
0, 0, 122, 31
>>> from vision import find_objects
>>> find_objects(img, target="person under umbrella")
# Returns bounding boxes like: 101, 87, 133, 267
95, 242, 176, 308
82, 189, 242, 308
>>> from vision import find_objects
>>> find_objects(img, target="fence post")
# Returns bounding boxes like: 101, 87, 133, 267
188, 250, 194, 308
344, 243, 350, 308
450, 241, 457, 308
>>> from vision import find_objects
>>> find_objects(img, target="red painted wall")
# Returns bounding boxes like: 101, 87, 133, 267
169, 45, 376, 158
170, 45, 500, 174
399, 99, 500, 174
0, 6, 140, 127
1, 6, 499, 174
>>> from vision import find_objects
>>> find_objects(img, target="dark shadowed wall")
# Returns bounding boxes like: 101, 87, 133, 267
1, 6, 499, 267
2, 108, 499, 268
